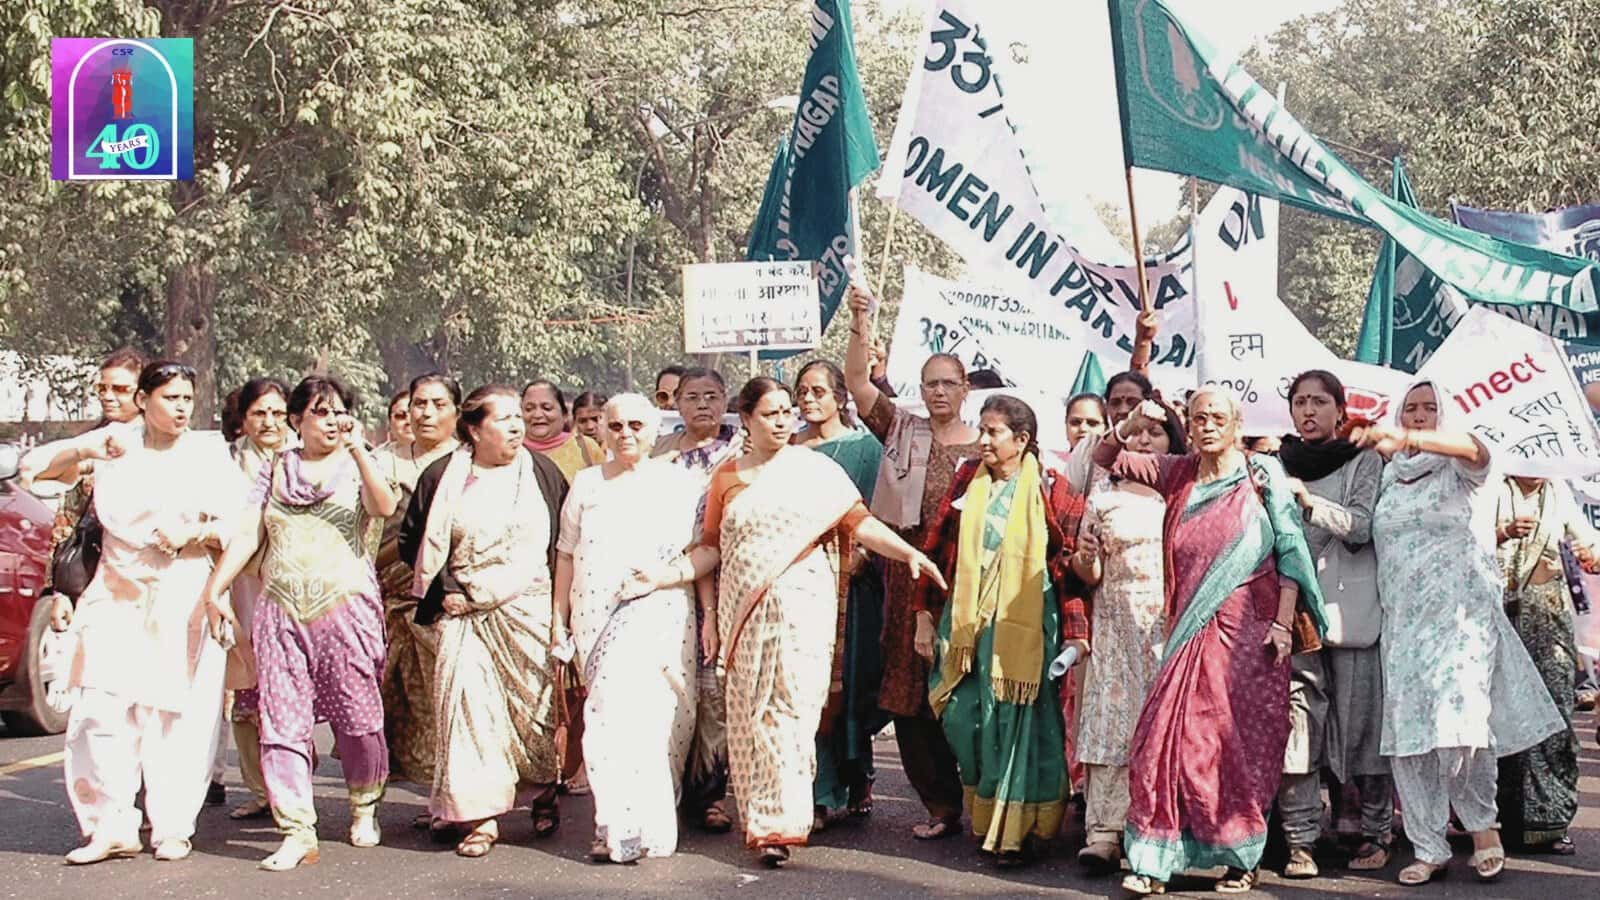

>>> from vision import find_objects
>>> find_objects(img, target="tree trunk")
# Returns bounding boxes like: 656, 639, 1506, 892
164, 183, 218, 426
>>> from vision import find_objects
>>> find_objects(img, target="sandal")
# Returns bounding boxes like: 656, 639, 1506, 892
1283, 845, 1319, 879
590, 838, 611, 862
1077, 840, 1123, 875
1349, 836, 1392, 871
847, 782, 874, 818
258, 837, 320, 872
1532, 835, 1576, 856
1122, 873, 1166, 895
229, 798, 271, 820
531, 788, 560, 838
1214, 867, 1259, 893
911, 815, 960, 840
701, 802, 734, 833
758, 844, 790, 868
1470, 845, 1504, 881
455, 826, 496, 859
1397, 859, 1446, 886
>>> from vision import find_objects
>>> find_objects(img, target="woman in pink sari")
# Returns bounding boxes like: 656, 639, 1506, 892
1095, 389, 1325, 895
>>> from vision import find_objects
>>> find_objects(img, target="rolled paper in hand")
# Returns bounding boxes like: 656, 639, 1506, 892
1047, 645, 1081, 680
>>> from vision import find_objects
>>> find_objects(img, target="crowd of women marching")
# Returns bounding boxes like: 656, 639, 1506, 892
16, 275, 1596, 895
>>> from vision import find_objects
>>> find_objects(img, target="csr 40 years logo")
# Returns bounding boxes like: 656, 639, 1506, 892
51, 38, 194, 181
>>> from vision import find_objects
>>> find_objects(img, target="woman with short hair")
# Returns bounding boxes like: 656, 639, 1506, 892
59, 361, 241, 864
1097, 388, 1325, 895
202, 374, 398, 870
555, 393, 701, 863
404, 385, 569, 857
1353, 381, 1563, 885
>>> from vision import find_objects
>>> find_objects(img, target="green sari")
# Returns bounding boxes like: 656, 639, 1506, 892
806, 428, 890, 812
929, 476, 1066, 852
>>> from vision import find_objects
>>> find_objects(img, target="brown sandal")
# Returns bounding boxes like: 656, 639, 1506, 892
1349, 837, 1391, 871
911, 816, 960, 840
455, 827, 496, 859
701, 802, 734, 833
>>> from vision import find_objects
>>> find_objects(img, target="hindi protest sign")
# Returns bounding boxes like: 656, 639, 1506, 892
682, 261, 821, 353
1194, 190, 1409, 434
886, 267, 1090, 399
1108, 0, 1600, 334
878, 0, 1198, 389
1415, 306, 1600, 479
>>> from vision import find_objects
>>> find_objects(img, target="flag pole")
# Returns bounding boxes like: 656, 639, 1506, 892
1123, 167, 1152, 313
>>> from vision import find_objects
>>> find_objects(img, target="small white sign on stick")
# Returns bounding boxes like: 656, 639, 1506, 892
682, 261, 821, 354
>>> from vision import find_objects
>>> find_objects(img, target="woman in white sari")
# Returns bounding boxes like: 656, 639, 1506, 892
54, 361, 243, 864
555, 393, 701, 864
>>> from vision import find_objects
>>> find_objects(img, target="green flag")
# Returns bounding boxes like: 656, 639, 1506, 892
1070, 352, 1108, 398
745, 0, 880, 357
1107, 0, 1600, 329
1354, 159, 1413, 365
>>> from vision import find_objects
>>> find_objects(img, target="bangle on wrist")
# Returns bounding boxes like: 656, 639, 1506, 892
1269, 621, 1292, 634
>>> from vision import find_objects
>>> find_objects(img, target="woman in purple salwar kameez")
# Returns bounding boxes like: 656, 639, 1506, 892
1095, 389, 1325, 896
204, 375, 399, 871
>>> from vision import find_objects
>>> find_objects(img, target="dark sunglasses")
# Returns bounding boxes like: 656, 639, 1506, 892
607, 420, 648, 434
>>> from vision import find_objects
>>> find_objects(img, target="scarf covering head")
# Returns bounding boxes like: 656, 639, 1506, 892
1386, 379, 1453, 482
1278, 434, 1363, 482
931, 452, 1047, 715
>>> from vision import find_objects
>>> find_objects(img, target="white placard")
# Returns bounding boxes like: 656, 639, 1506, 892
682, 261, 821, 353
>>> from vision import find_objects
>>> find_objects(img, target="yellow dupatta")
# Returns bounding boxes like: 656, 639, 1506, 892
932, 453, 1048, 714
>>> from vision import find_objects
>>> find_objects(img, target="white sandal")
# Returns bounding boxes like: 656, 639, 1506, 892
259, 837, 320, 872
1398, 859, 1446, 886
1470, 845, 1505, 881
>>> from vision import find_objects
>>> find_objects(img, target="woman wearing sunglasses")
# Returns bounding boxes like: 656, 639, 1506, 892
553, 394, 702, 863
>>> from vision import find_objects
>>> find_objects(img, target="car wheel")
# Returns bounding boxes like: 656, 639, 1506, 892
1, 594, 72, 735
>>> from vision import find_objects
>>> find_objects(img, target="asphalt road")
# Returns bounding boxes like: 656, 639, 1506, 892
2, 716, 1597, 899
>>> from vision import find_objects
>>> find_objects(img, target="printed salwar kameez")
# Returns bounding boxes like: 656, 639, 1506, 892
63, 427, 241, 848
1493, 478, 1593, 847
412, 449, 561, 825
704, 446, 869, 848
254, 450, 388, 844
1102, 451, 1325, 883
1371, 411, 1562, 864
560, 462, 700, 861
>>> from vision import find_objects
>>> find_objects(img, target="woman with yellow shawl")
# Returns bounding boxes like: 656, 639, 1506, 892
918, 394, 1084, 866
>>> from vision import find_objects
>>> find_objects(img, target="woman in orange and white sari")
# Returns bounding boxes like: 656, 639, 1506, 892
618, 377, 945, 867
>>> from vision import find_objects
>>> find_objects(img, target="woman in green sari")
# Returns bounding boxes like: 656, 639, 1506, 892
919, 395, 1084, 865
791, 360, 888, 830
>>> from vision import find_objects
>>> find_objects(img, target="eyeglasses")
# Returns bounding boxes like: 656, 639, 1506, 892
680, 392, 722, 407
654, 390, 673, 405
150, 362, 197, 382
921, 378, 963, 392
796, 385, 833, 399
607, 420, 648, 434
95, 383, 135, 397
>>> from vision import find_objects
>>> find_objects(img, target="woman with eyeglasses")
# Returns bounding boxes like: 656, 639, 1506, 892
553, 394, 701, 863
56, 360, 242, 864
649, 366, 741, 833
845, 281, 979, 842
200, 375, 398, 870
630, 377, 944, 867
790, 360, 888, 830
402, 385, 570, 857
522, 379, 602, 483
214, 376, 295, 822
373, 374, 461, 813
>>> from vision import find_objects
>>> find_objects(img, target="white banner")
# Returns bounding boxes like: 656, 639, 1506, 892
886, 267, 1090, 399
1416, 306, 1600, 478
682, 261, 820, 353
879, 0, 1196, 391
1193, 191, 1410, 434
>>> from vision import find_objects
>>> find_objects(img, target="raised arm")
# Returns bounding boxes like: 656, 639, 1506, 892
1129, 309, 1157, 378
844, 282, 884, 422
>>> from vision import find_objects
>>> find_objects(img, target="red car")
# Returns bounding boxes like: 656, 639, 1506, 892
0, 443, 66, 734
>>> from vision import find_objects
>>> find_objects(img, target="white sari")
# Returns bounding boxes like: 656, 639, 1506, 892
558, 461, 700, 862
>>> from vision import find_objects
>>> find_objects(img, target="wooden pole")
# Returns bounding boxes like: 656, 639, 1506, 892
875, 204, 900, 303
1123, 167, 1152, 312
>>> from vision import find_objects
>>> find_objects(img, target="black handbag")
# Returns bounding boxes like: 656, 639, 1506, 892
50, 504, 103, 599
